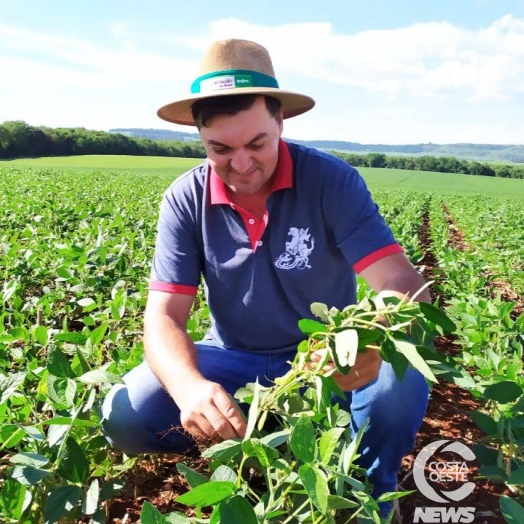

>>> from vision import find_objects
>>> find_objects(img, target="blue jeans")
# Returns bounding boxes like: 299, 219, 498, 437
102, 340, 428, 513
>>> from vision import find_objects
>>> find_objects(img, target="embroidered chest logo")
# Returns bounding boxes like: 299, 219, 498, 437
275, 227, 315, 270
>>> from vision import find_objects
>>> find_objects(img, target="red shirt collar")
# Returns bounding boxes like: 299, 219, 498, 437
210, 139, 293, 204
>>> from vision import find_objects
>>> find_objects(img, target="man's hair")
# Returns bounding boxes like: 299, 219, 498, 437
191, 94, 282, 128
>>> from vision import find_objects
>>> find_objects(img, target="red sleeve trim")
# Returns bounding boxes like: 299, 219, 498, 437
353, 244, 404, 273
148, 281, 198, 295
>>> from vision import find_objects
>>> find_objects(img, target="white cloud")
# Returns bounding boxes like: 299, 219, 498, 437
195, 15, 524, 102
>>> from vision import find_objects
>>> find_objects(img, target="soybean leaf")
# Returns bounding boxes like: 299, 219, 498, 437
81, 479, 99, 515
260, 429, 290, 448
0, 425, 25, 447
290, 414, 316, 464
56, 437, 89, 483
500, 495, 524, 524
47, 347, 75, 378
11, 466, 51, 486
333, 329, 358, 368
242, 439, 277, 468
470, 411, 498, 436
326, 494, 359, 510
219, 495, 258, 524
311, 302, 330, 322
201, 439, 242, 461
43, 485, 82, 524
298, 318, 328, 336
380, 338, 409, 382
47, 376, 76, 407
211, 465, 237, 483
140, 500, 169, 523
99, 479, 125, 501
89, 323, 108, 346
0, 478, 28, 519
9, 452, 49, 468
507, 466, 524, 485
175, 481, 236, 506
34, 326, 49, 346
483, 381, 523, 404
298, 464, 329, 513
0, 371, 26, 404
392, 338, 437, 383
176, 463, 208, 488
319, 428, 345, 464
419, 302, 456, 333
53, 332, 88, 345
78, 369, 124, 385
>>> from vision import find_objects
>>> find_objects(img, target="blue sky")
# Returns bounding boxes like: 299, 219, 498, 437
2, 0, 524, 144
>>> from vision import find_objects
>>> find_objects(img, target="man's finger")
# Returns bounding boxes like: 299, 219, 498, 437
213, 390, 247, 438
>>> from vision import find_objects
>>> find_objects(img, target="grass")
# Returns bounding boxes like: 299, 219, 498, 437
2, 154, 524, 198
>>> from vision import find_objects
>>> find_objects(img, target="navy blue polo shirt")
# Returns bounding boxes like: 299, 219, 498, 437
150, 140, 402, 353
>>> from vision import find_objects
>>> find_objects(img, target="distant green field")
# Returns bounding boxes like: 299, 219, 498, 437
2, 154, 524, 198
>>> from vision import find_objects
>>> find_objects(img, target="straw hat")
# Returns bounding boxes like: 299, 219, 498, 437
157, 39, 315, 126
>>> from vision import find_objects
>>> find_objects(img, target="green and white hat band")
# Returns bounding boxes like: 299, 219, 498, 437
191, 69, 279, 94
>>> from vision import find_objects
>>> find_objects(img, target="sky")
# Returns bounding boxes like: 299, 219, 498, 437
2, 0, 524, 145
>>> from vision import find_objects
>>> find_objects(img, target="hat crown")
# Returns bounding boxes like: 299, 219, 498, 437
198, 39, 276, 79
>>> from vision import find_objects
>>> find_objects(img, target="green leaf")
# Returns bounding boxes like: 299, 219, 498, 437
34, 325, 50, 346
326, 494, 359, 510
507, 466, 524, 485
201, 439, 242, 461
47, 347, 75, 378
11, 466, 51, 486
245, 379, 261, 440
298, 318, 328, 336
500, 495, 524, 524
53, 332, 88, 345
311, 302, 330, 322
419, 302, 456, 332
0, 478, 28, 520
47, 376, 77, 407
140, 500, 169, 524
56, 437, 89, 483
380, 338, 409, 382
99, 479, 125, 501
219, 495, 258, 524
0, 424, 25, 447
392, 338, 437, 383
242, 439, 277, 468
319, 428, 345, 464
176, 463, 208, 488
78, 369, 124, 384
44, 485, 82, 524
483, 381, 523, 404
290, 414, 316, 464
81, 479, 99, 515
210, 465, 237, 483
175, 481, 236, 506
10, 453, 49, 468
259, 429, 290, 448
89, 323, 108, 346
0, 371, 26, 403
470, 410, 498, 436
299, 463, 329, 513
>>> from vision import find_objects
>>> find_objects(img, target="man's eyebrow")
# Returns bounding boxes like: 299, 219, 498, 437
206, 132, 268, 148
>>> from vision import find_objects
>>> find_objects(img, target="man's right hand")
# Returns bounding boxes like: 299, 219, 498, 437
176, 379, 247, 441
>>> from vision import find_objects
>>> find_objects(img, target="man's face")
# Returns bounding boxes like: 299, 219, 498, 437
199, 96, 283, 196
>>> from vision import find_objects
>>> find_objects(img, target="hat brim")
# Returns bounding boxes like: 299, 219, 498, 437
157, 87, 315, 126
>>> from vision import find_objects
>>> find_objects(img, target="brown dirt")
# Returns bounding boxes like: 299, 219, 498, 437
97, 202, 519, 523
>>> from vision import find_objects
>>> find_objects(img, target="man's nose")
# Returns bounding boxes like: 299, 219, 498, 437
230, 149, 252, 174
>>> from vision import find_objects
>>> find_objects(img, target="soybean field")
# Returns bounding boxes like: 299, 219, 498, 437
1, 157, 524, 523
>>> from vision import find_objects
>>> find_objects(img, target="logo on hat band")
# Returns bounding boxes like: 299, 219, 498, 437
191, 69, 279, 94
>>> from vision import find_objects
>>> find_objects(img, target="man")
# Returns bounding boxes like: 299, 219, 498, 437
102, 38, 430, 517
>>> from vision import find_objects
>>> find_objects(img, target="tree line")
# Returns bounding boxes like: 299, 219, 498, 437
0, 121, 206, 160
332, 151, 524, 179
1, 120, 523, 180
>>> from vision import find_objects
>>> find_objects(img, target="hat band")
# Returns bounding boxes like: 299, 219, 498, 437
191, 69, 279, 94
